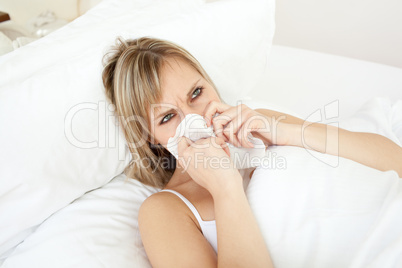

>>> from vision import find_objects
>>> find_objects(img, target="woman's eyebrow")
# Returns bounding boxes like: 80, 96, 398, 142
155, 108, 175, 119
186, 78, 201, 98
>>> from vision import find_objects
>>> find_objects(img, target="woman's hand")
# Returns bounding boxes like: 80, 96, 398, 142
177, 136, 243, 197
203, 101, 290, 148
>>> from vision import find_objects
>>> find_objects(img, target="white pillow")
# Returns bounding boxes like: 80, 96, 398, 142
0, 0, 275, 261
339, 97, 402, 146
146, 0, 276, 105
0, 32, 13, 56
1, 174, 158, 268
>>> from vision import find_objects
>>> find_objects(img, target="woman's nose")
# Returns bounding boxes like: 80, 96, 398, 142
180, 105, 205, 119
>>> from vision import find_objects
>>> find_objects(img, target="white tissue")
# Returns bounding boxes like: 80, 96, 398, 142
166, 114, 266, 169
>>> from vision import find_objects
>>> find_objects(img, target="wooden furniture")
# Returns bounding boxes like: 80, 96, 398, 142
0, 11, 10, 23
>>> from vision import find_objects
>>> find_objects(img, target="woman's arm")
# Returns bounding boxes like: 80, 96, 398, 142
203, 102, 401, 177
212, 181, 273, 268
256, 108, 402, 177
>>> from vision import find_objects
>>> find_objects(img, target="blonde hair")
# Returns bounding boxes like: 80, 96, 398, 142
102, 37, 220, 188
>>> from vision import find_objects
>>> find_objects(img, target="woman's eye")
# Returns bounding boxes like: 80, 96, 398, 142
161, 113, 174, 124
191, 87, 203, 100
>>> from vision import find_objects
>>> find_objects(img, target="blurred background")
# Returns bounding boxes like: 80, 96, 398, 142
274, 0, 402, 68
0, 0, 401, 68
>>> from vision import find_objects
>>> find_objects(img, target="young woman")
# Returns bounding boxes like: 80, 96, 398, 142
102, 37, 402, 267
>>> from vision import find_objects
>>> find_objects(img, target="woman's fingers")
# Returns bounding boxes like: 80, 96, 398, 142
212, 136, 231, 157
237, 114, 271, 148
177, 137, 191, 167
212, 115, 231, 140
193, 136, 230, 157
177, 136, 191, 153
210, 105, 245, 140
204, 102, 272, 149
178, 136, 231, 161
204, 102, 250, 143
237, 120, 257, 148
221, 110, 247, 147
203, 101, 231, 127
219, 105, 252, 147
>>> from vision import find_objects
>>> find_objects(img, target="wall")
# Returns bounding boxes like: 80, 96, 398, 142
273, 0, 402, 68
0, 0, 77, 25
0, 0, 101, 26
1, 0, 401, 68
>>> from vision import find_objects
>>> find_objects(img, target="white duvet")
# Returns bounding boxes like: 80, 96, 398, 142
249, 145, 401, 268
248, 98, 402, 268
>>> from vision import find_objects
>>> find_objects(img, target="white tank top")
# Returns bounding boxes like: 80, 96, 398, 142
161, 189, 218, 253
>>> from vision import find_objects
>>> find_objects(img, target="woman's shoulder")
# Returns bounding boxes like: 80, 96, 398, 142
138, 189, 205, 243
139, 190, 191, 225
140, 191, 178, 215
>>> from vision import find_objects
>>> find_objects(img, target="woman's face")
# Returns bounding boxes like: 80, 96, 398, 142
149, 57, 221, 148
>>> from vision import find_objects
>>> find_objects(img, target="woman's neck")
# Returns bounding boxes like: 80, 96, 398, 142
165, 163, 192, 189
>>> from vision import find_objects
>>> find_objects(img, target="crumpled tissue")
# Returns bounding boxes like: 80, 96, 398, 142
166, 113, 266, 169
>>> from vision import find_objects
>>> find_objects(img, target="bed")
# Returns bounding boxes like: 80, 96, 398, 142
1, 0, 401, 267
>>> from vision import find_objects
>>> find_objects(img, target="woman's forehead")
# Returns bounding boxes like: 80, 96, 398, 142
160, 58, 196, 85
158, 60, 200, 98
